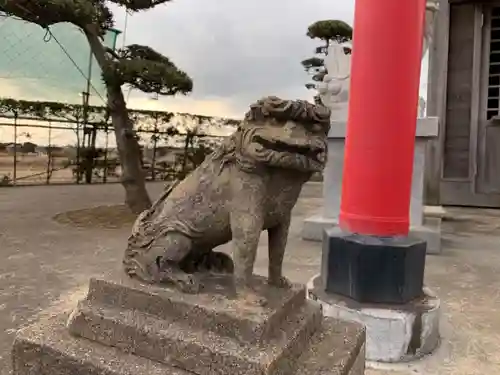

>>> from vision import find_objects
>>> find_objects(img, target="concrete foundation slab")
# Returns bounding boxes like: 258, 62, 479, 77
301, 215, 337, 241
424, 205, 447, 219
412, 219, 442, 255
307, 275, 440, 363
301, 215, 442, 254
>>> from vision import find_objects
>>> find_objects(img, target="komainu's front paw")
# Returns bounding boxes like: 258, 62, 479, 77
233, 276, 252, 291
157, 270, 201, 294
268, 276, 292, 289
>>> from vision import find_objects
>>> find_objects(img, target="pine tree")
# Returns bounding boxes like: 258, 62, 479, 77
302, 20, 352, 103
1, 0, 193, 213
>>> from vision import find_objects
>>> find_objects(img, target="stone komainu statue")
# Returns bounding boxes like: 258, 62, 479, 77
123, 96, 331, 293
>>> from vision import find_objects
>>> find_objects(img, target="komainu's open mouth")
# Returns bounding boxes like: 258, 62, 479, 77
253, 135, 324, 159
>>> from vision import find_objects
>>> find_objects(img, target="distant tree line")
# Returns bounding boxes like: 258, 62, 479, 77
0, 142, 37, 153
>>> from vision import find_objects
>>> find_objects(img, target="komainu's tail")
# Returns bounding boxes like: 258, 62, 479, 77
123, 179, 180, 281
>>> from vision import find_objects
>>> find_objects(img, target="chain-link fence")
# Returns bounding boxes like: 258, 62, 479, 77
0, 100, 237, 186
0, 15, 238, 186
0, 15, 118, 105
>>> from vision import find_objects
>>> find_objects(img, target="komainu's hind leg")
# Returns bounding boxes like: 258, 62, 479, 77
205, 251, 234, 274
132, 232, 200, 294
179, 249, 234, 275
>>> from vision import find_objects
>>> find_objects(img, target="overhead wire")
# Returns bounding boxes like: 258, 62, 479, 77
3, 7, 107, 105
122, 8, 135, 103
122, 8, 130, 48
44, 28, 107, 105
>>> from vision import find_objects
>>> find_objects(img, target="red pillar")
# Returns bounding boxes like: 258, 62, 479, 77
339, 0, 427, 236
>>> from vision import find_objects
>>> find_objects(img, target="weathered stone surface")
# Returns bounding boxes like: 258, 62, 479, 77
124, 96, 331, 293
12, 311, 365, 375
12, 313, 191, 375
66, 274, 322, 375
12, 274, 365, 375
293, 318, 366, 375
69, 301, 320, 375
73, 273, 306, 344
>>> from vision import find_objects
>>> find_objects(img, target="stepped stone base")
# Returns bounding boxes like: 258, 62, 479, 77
12, 273, 366, 375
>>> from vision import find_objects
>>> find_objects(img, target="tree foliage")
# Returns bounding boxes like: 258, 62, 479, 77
302, 20, 353, 101
0, 0, 195, 213
307, 20, 353, 44
0, 0, 113, 34
104, 45, 193, 95
0, 98, 239, 185
1, 1, 193, 97
0, 0, 176, 32
0, 98, 241, 129
301, 57, 324, 70
108, 0, 172, 11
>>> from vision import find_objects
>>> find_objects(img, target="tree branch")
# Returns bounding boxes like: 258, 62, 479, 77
104, 44, 193, 96
0, 0, 113, 35
108, 0, 173, 11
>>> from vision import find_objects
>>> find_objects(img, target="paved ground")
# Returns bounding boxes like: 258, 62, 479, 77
0, 182, 499, 374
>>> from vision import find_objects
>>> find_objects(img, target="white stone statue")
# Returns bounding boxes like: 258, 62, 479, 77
318, 0, 439, 120
418, 96, 427, 117
423, 0, 439, 58
317, 41, 351, 120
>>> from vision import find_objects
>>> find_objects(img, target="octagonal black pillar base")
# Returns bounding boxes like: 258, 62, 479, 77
321, 227, 426, 304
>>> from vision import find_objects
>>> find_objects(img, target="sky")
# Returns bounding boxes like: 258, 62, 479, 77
0, 0, 429, 146
113, 0, 361, 117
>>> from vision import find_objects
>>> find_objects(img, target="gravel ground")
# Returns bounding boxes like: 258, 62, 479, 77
1, 181, 499, 375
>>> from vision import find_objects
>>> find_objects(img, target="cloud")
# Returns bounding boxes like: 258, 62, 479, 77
0, 79, 31, 100
126, 90, 242, 119
112, 0, 356, 115
0, 0, 429, 131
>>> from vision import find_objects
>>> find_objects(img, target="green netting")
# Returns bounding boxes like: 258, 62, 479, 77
0, 16, 120, 106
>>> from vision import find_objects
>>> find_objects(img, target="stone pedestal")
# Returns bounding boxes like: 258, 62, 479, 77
302, 117, 442, 254
307, 227, 441, 363
12, 273, 366, 375
308, 276, 440, 363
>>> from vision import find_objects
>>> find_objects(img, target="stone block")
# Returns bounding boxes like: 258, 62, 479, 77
301, 215, 337, 241
12, 313, 192, 375
412, 220, 441, 255
293, 318, 366, 375
322, 227, 426, 304
308, 275, 440, 363
68, 300, 321, 375
66, 274, 324, 375
73, 274, 306, 344
424, 205, 446, 219
12, 307, 365, 375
